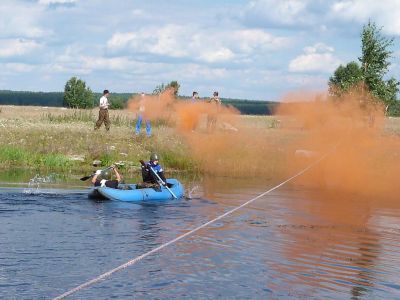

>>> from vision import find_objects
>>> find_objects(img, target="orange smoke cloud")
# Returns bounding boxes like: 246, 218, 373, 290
128, 87, 399, 200
127, 89, 176, 122
278, 89, 400, 200
128, 90, 276, 176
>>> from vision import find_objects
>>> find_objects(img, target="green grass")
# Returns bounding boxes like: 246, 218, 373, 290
38, 154, 72, 169
0, 145, 73, 170
0, 146, 32, 165
110, 115, 132, 127
42, 110, 94, 123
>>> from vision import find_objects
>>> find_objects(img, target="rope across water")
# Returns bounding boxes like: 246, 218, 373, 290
54, 151, 332, 299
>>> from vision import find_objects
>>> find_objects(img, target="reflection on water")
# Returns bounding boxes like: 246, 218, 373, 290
266, 189, 382, 298
0, 177, 399, 299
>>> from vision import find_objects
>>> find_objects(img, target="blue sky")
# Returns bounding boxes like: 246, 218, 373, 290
1, 0, 400, 100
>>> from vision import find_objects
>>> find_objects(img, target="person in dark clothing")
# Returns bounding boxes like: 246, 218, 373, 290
91, 165, 121, 188
139, 153, 166, 186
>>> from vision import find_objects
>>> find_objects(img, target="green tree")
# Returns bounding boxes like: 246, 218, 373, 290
152, 83, 166, 95
108, 94, 125, 109
328, 61, 363, 97
166, 80, 180, 97
384, 78, 400, 115
152, 81, 180, 97
63, 77, 94, 108
360, 21, 399, 108
329, 21, 400, 115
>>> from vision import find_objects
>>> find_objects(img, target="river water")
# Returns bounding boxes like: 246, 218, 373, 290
0, 176, 399, 299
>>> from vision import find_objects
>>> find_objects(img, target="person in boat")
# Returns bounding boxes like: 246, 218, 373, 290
139, 153, 167, 188
92, 165, 122, 188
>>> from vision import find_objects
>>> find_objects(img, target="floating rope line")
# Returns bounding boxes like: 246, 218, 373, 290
54, 150, 333, 300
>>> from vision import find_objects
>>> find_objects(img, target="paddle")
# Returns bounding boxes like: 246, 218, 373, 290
149, 165, 178, 199
80, 166, 114, 181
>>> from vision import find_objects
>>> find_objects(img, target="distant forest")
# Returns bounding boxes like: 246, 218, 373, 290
0, 90, 277, 115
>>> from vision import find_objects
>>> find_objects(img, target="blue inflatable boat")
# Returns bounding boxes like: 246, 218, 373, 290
88, 178, 184, 202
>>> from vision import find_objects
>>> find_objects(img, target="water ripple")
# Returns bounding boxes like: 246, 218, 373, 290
0, 184, 400, 299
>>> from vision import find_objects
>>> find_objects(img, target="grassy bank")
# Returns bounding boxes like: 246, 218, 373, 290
1, 105, 399, 183
0, 106, 198, 177
0, 106, 279, 177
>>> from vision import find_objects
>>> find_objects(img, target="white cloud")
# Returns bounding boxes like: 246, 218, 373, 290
0, 2, 49, 38
224, 29, 290, 53
107, 26, 289, 63
1, 63, 34, 73
106, 32, 136, 50
38, 0, 77, 5
241, 0, 313, 27
131, 9, 145, 17
0, 39, 42, 57
81, 56, 143, 71
331, 0, 400, 35
107, 25, 189, 58
199, 48, 235, 63
181, 64, 228, 79
47, 45, 167, 75
289, 43, 342, 73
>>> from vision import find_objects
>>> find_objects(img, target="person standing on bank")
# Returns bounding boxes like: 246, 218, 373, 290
135, 92, 152, 137
94, 89, 111, 131
191, 91, 199, 102
207, 91, 221, 132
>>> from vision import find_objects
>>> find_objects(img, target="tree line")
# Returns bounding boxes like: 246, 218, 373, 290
1, 76, 278, 115
0, 83, 276, 115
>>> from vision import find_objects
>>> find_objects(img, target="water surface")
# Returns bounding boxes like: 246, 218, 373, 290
0, 177, 399, 299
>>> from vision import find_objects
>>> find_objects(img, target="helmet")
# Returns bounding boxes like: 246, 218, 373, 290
213, 91, 218, 97
150, 153, 160, 162
101, 170, 111, 180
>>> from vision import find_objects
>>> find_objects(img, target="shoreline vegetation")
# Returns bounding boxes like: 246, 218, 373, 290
1, 105, 399, 186
0, 105, 282, 182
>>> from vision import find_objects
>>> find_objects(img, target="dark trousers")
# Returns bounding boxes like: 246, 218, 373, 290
141, 167, 166, 184
142, 168, 155, 183
94, 109, 110, 130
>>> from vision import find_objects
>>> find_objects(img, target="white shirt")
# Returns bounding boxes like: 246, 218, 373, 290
99, 96, 109, 109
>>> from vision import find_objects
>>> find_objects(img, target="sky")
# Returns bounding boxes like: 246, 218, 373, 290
1, 0, 400, 100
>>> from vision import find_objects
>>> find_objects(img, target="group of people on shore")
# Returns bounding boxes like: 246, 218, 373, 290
94, 89, 222, 134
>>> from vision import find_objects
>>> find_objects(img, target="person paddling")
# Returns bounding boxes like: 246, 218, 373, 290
139, 153, 166, 187
92, 165, 121, 188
